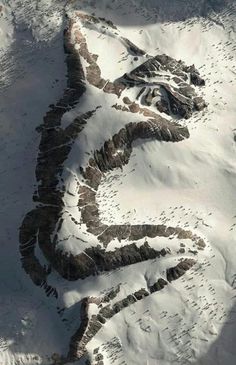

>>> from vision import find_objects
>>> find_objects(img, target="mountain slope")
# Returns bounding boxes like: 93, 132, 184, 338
1, 1, 236, 365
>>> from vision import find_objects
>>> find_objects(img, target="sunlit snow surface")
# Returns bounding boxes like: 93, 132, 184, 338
1, 1, 236, 364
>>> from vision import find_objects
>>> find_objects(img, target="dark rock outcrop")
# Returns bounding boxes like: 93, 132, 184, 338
118, 53, 207, 119
122, 37, 146, 56
68, 257, 196, 361
166, 258, 196, 282
149, 278, 168, 293
20, 12, 206, 288
19, 12, 208, 364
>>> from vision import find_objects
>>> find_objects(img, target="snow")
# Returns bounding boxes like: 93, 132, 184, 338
0, 1, 70, 364
1, 0, 236, 364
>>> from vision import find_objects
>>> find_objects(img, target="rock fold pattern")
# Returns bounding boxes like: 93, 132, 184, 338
19, 13, 207, 363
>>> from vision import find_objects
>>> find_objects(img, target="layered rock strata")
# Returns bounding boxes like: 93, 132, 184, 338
19, 12, 207, 363
67, 258, 196, 362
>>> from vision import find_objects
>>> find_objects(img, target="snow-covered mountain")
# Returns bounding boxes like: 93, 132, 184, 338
1, 1, 236, 364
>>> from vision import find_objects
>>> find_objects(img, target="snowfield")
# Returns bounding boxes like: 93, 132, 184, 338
1, 1, 236, 365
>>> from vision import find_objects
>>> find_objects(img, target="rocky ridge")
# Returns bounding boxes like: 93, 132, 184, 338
19, 12, 207, 364
119, 54, 207, 119
67, 259, 196, 363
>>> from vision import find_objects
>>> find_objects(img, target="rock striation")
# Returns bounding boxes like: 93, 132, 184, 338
19, 12, 207, 364
67, 258, 196, 362
119, 54, 207, 119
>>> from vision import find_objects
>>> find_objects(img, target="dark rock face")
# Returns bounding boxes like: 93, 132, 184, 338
166, 258, 196, 282
156, 98, 170, 115
122, 37, 146, 56
19, 12, 207, 364
68, 286, 152, 359
119, 53, 207, 119
68, 297, 91, 360
161, 84, 193, 119
134, 288, 149, 300
194, 96, 207, 111
149, 278, 168, 293
68, 257, 197, 361
191, 72, 205, 86
19, 11, 207, 287
52, 242, 167, 281
81, 117, 189, 194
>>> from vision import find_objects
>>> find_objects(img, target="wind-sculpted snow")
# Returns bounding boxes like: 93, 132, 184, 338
67, 259, 196, 362
17, 12, 209, 364
0, 0, 236, 363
